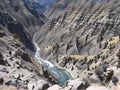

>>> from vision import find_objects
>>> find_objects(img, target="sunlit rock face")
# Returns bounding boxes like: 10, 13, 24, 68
35, 0, 120, 59
34, 0, 120, 86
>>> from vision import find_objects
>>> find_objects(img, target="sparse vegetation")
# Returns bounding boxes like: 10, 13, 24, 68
12, 33, 20, 40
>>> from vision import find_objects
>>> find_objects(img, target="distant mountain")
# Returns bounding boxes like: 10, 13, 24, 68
23, 0, 46, 12
38, 0, 58, 8
23, 0, 58, 10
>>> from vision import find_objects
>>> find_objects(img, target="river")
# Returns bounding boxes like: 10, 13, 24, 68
33, 42, 72, 86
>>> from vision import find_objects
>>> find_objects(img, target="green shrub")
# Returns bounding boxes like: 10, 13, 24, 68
12, 33, 20, 40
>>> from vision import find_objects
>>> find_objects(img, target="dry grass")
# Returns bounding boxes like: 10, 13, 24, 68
99, 36, 119, 56
66, 55, 94, 60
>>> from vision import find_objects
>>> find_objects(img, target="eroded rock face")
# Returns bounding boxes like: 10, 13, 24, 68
34, 0, 120, 89
34, 0, 120, 79
35, 0, 120, 60
0, 0, 47, 51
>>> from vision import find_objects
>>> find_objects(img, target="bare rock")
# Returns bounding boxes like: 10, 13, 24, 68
28, 80, 50, 90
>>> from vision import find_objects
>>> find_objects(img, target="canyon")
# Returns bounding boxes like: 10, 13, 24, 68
0, 0, 120, 90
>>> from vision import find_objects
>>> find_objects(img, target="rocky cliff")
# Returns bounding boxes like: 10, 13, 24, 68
0, 0, 47, 51
35, 0, 120, 60
0, 27, 46, 90
0, 0, 50, 90
34, 0, 120, 89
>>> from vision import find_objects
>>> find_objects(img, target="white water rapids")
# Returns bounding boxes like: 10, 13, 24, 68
33, 42, 72, 86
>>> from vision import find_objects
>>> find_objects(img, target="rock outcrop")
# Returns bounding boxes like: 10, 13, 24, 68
0, 29, 45, 89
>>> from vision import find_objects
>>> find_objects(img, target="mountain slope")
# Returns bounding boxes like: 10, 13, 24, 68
0, 27, 44, 90
34, 0, 120, 88
35, 0, 120, 59
0, 0, 47, 51
0, 0, 54, 90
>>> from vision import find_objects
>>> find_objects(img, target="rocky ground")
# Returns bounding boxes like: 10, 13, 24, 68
0, 0, 49, 90
0, 28, 46, 90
